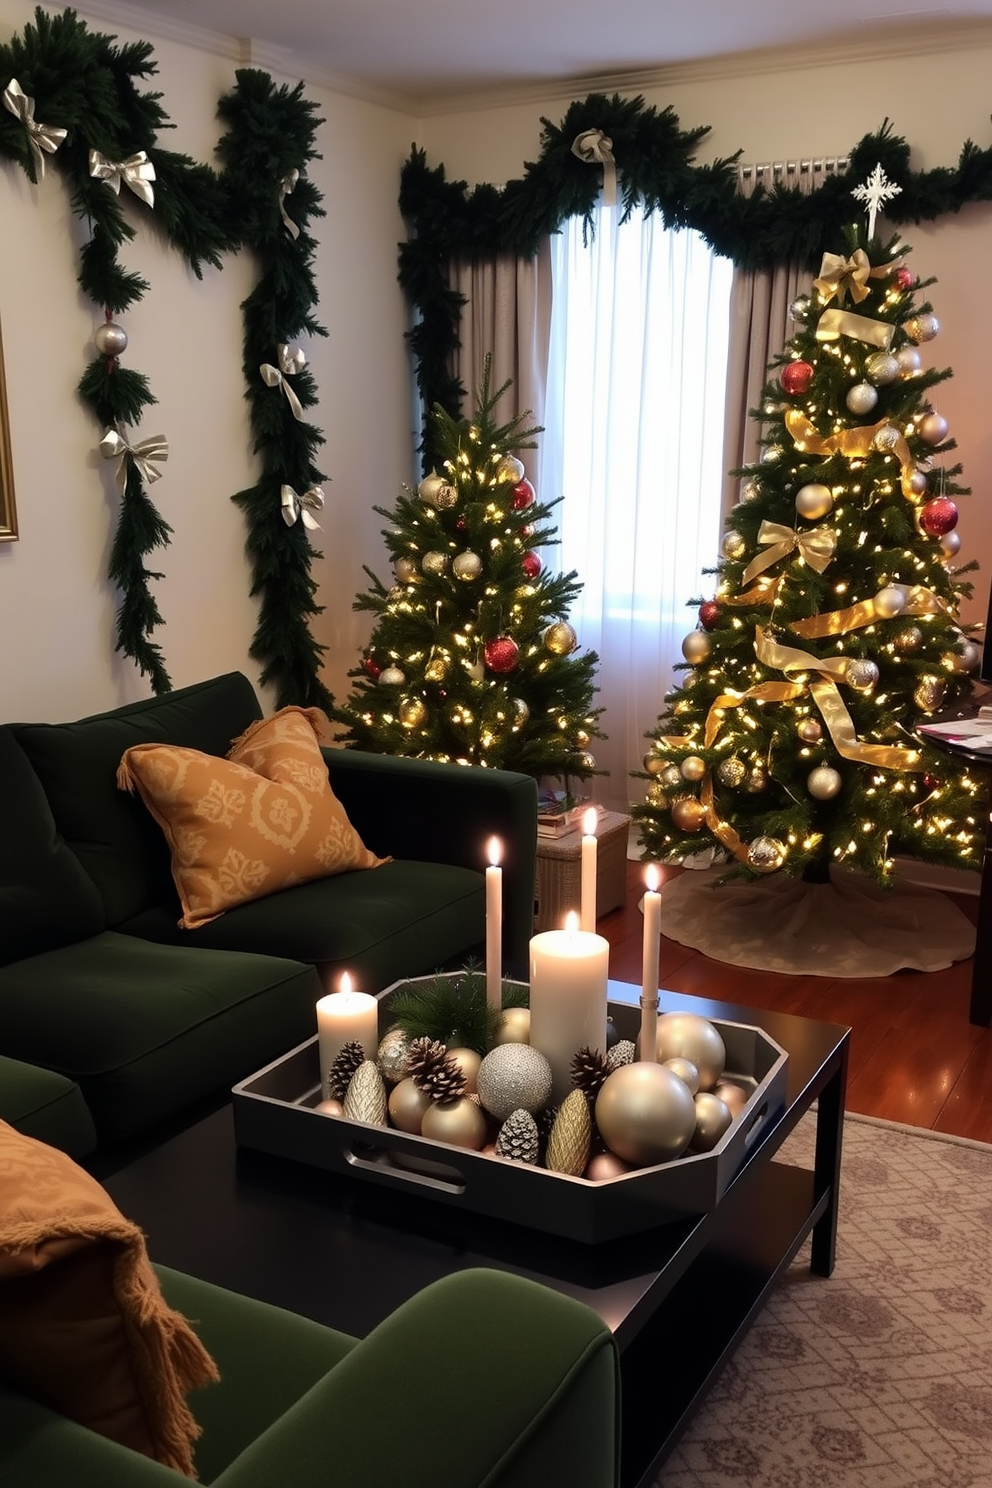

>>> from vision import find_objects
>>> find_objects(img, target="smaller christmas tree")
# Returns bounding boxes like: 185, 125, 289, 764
333, 360, 604, 781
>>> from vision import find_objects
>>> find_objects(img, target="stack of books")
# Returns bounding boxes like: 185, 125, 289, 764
536, 798, 606, 839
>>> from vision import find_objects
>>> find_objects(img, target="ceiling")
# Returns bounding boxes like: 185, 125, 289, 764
83, 0, 992, 108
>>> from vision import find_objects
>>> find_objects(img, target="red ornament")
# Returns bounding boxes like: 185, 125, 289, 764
922, 774, 940, 792
698, 600, 720, 631
484, 636, 519, 673
521, 550, 542, 579
780, 360, 814, 396
456, 515, 468, 531
893, 266, 914, 291
512, 479, 536, 510
363, 655, 381, 680
919, 497, 959, 537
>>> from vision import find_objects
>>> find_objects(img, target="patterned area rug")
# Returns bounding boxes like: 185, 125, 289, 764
656, 1113, 992, 1488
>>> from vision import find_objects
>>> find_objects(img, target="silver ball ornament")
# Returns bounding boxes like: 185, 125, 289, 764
940, 529, 961, 558
477, 1043, 552, 1120
681, 630, 711, 665
690, 1092, 734, 1153
496, 455, 525, 484
655, 1012, 726, 1092
421, 550, 449, 576
393, 556, 418, 583
865, 351, 900, 385
907, 468, 929, 496
595, 1063, 697, 1166
93, 321, 128, 357
846, 658, 880, 691
896, 346, 922, 377
873, 424, 902, 454
918, 412, 949, 446
747, 835, 786, 874
807, 764, 842, 800
906, 312, 939, 343
417, 473, 447, 507
846, 382, 878, 416
452, 551, 482, 580
795, 483, 833, 520
874, 584, 907, 618
378, 665, 406, 687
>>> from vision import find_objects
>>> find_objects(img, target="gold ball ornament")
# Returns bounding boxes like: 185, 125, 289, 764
398, 696, 428, 729
94, 320, 128, 357
496, 454, 525, 483
576, 751, 597, 772
585, 1151, 635, 1181
895, 625, 923, 655
690, 1092, 734, 1153
544, 621, 578, 656
421, 550, 449, 576
906, 312, 939, 343
393, 556, 418, 583
713, 1080, 750, 1118
747, 835, 786, 874
865, 351, 900, 384
874, 584, 907, 618
797, 718, 823, 744
378, 665, 406, 687
417, 473, 447, 506
477, 1043, 552, 1120
722, 530, 747, 561
795, 483, 833, 520
914, 675, 945, 713
434, 481, 459, 510
656, 1012, 726, 1092
760, 444, 784, 464
807, 764, 842, 800
645, 783, 668, 808
595, 1063, 697, 1166
575, 728, 591, 747
644, 752, 668, 776
663, 1056, 700, 1095
680, 755, 707, 783
846, 382, 878, 416
423, 654, 449, 683
494, 1007, 531, 1045
315, 1097, 344, 1116
716, 757, 746, 788
377, 1026, 413, 1085
670, 797, 706, 833
445, 1047, 482, 1094
452, 551, 483, 580
681, 630, 712, 665
739, 478, 761, 503
421, 1095, 488, 1150
845, 658, 879, 692
873, 423, 902, 455
387, 1077, 432, 1134
659, 764, 684, 791
745, 766, 768, 793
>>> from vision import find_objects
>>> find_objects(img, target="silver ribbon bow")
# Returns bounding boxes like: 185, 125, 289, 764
278, 168, 301, 239
2, 77, 67, 180
260, 344, 307, 420
99, 428, 169, 492
89, 149, 156, 208
571, 127, 617, 207
280, 483, 323, 531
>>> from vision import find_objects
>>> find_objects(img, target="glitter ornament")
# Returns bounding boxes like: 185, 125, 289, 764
873, 424, 902, 455
342, 1061, 387, 1125
846, 382, 878, 416
577, 750, 597, 771
494, 1007, 531, 1045
521, 550, 542, 579
544, 621, 578, 655
434, 482, 459, 510
378, 665, 405, 687
747, 836, 786, 873
789, 295, 810, 321
746, 766, 768, 793
698, 600, 720, 631
893, 266, 914, 291
452, 551, 482, 580
780, 359, 814, 395
895, 626, 923, 655
94, 320, 128, 357
865, 351, 900, 384
511, 697, 530, 728
671, 798, 706, 832
761, 444, 784, 463
363, 655, 381, 680
424, 653, 449, 683
484, 636, 519, 672
596, 1063, 696, 1166
874, 584, 907, 618
545, 1089, 592, 1177
906, 312, 939, 343
418, 473, 447, 507
575, 729, 591, 747
716, 757, 746, 788
807, 765, 842, 800
795, 483, 834, 520
846, 658, 880, 691
722, 530, 747, 561
377, 1026, 413, 1085
681, 630, 711, 665
394, 556, 418, 583
399, 696, 428, 728
512, 478, 536, 509
914, 676, 945, 713
918, 412, 949, 446
421, 551, 449, 576
477, 1044, 553, 1121
739, 478, 761, 503
919, 497, 958, 536
659, 765, 683, 791
646, 783, 668, 807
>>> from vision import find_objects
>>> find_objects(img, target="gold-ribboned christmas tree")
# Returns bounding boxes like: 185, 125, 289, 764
632, 176, 986, 886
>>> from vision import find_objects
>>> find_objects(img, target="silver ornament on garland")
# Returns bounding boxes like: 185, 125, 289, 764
747, 836, 786, 874
940, 530, 961, 558
739, 478, 761, 503
477, 1044, 553, 1121
434, 482, 459, 510
418, 473, 447, 506
94, 320, 128, 358
907, 467, 929, 496
645, 783, 668, 807
745, 766, 768, 793
511, 697, 530, 728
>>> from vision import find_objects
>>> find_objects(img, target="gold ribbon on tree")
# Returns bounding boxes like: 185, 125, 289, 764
278, 168, 301, 239
99, 428, 169, 491
260, 344, 307, 420
784, 409, 917, 498
789, 582, 953, 640
815, 307, 895, 349
741, 519, 837, 586
2, 78, 66, 180
280, 483, 323, 530
812, 249, 890, 306
571, 128, 618, 207
88, 149, 156, 207
719, 576, 784, 609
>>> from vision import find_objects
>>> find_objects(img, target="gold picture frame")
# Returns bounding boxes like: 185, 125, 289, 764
0, 316, 17, 541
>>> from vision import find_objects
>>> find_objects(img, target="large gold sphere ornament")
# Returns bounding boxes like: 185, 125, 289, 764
722, 530, 747, 561
795, 483, 833, 520
399, 696, 428, 728
387, 1077, 432, 1134
418, 473, 447, 507
452, 551, 483, 581
394, 556, 418, 584
846, 658, 880, 692
644, 752, 667, 776
895, 626, 923, 655
595, 1063, 697, 1166
544, 621, 578, 656
496, 454, 525, 483
747, 835, 786, 874
797, 718, 823, 744
445, 1047, 482, 1095
377, 1026, 413, 1085
659, 764, 683, 791
656, 1012, 726, 1091
670, 797, 706, 833
477, 1043, 552, 1119
378, 665, 406, 687
745, 765, 768, 793
421, 1096, 488, 1150
680, 755, 707, 783
645, 783, 668, 808
807, 764, 842, 800
906, 312, 939, 343
874, 584, 907, 619
663, 1056, 700, 1095
690, 1092, 734, 1153
421, 550, 449, 576
681, 630, 712, 665
914, 675, 945, 713
716, 757, 746, 788
494, 1007, 531, 1045
865, 351, 900, 384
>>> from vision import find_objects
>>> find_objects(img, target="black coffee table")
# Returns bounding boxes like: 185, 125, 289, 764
105, 982, 849, 1488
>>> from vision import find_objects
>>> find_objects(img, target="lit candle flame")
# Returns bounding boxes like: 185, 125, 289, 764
645, 863, 661, 894
487, 835, 502, 867
582, 807, 598, 837
339, 971, 352, 995
564, 910, 579, 935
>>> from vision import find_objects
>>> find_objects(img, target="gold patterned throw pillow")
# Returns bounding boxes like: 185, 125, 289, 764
118, 706, 387, 929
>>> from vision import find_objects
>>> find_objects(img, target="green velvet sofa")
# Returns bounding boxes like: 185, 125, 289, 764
0, 1265, 620, 1488
0, 672, 538, 1157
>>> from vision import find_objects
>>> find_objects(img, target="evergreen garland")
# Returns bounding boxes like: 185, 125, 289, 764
0, 7, 329, 705
399, 96, 992, 465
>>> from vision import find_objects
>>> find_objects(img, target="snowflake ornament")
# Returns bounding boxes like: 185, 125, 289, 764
851, 163, 902, 239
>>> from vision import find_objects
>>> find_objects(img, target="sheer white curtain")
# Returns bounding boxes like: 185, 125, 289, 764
540, 203, 734, 813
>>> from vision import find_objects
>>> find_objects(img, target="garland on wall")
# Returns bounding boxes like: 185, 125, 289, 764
399, 92, 992, 467
0, 7, 330, 706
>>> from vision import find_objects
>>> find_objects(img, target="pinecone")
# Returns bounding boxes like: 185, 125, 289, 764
607, 1039, 636, 1071
495, 1108, 539, 1164
327, 1040, 366, 1100
406, 1036, 467, 1104
571, 1045, 610, 1103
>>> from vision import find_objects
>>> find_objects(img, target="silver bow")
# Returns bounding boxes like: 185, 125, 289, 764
260, 344, 307, 420
281, 483, 323, 531
99, 428, 168, 491
2, 77, 67, 180
571, 127, 617, 207
89, 149, 156, 208
278, 168, 301, 239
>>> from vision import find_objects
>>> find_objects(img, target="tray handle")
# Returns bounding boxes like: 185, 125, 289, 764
347, 1138, 467, 1194
743, 1100, 770, 1151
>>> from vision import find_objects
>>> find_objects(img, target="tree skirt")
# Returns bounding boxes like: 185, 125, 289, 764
656, 867, 976, 976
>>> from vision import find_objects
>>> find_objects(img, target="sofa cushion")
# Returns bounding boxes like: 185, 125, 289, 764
0, 726, 105, 968
0, 1056, 97, 1160
0, 933, 323, 1141
118, 707, 387, 930
11, 673, 263, 928
0, 1121, 218, 1476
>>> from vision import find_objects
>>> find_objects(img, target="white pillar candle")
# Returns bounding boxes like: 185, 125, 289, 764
529, 911, 610, 1104
640, 865, 662, 1062
315, 972, 379, 1099
580, 807, 599, 932
485, 835, 503, 1013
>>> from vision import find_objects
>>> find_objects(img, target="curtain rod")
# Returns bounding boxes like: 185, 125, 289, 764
738, 156, 850, 184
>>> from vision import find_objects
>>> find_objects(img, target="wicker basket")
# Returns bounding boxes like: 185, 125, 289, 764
534, 811, 631, 931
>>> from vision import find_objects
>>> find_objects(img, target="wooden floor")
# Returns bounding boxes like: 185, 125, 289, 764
597, 859, 992, 1145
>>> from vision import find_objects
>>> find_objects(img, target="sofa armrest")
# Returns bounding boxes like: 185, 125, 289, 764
0, 1385, 183, 1488
214, 1268, 620, 1488
324, 748, 538, 978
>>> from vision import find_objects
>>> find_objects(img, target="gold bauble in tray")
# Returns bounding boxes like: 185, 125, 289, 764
595, 1063, 697, 1167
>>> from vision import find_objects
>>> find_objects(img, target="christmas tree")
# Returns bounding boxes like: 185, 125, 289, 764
632, 182, 986, 886
333, 361, 604, 780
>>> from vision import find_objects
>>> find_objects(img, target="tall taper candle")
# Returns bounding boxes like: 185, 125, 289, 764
315, 972, 379, 1100
486, 836, 503, 1013
529, 911, 610, 1104
639, 864, 661, 1061
580, 807, 599, 932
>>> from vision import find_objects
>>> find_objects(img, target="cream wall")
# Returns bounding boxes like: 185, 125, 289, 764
0, 0, 419, 721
